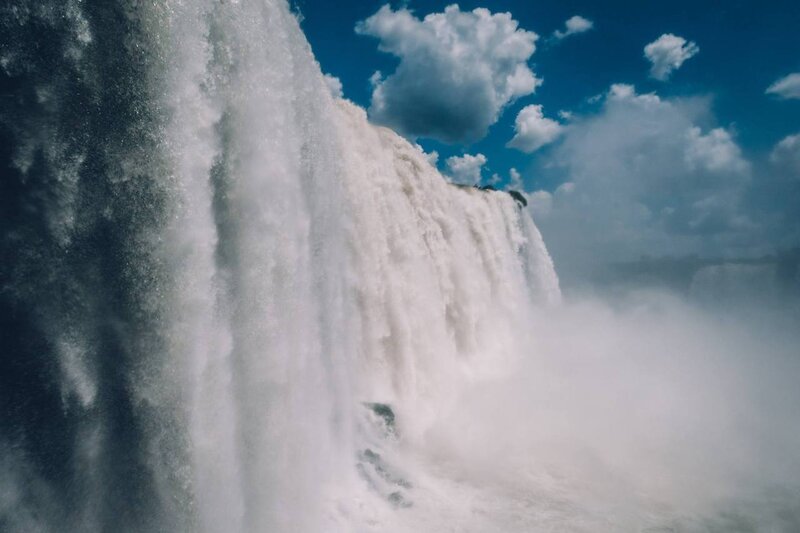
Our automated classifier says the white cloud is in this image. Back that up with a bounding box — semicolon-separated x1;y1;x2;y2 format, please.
644;33;699;81
323;74;343;99
555;181;576;195
527;190;553;217
525;84;753;280
684;127;750;175
356;5;540;143
508;167;523;189
608;83;636;100
553;15;594;40
607;83;661;105
766;73;800;100
528;183;575;220
446;153;487;185
770;133;800;174
507;104;563;153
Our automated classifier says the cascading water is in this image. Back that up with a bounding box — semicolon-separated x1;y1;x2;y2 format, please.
8;1;800;531
0;1;560;531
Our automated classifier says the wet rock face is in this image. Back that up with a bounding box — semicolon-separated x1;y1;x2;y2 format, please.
508;190;528;207
358;403;412;507
473;185;527;207
364;402;396;434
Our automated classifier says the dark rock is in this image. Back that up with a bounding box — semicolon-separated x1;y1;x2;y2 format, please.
388;491;412;508
364;402;395;432
356;447;413;506
508;189;527;207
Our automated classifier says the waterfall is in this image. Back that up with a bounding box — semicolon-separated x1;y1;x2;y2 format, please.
0;1;559;531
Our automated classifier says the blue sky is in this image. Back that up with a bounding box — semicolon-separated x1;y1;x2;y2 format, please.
297;0;800;273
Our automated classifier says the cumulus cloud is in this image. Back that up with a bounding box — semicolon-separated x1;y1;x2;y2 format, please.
507;104;563;153
446;153;487;185
553;15;594;40
526;84;753;281
607;82;660;104
323;74;343;99
356;5;540;143
684;127;749;174
644;34;699;81
770;133;800;174
766;73;800;100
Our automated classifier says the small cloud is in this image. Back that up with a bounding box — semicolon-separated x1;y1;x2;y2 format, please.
323;74;343;99
446;153;487;185
507;105;563;153
770;133;800;174
509;168;523;189
607;83;661;106
558;110;574;121
644;33;699;81
766;73;800;100
356;5;540;143
587;92;605;104
608;83;636;100
553;15;594;40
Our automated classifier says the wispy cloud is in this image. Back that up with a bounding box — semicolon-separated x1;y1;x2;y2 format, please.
553;15;593;40
766;73;800;100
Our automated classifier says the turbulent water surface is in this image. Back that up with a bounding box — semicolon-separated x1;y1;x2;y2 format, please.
2;1;799;532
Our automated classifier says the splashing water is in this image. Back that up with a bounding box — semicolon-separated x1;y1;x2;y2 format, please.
2;1;799;532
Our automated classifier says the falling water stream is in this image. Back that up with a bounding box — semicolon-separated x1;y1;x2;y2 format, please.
0;1;560;530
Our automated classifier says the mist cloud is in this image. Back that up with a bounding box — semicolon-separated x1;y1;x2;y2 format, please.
419;286;800;530
527;84;754;280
